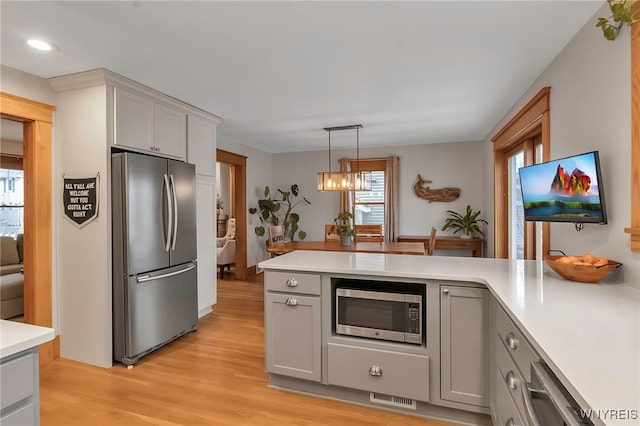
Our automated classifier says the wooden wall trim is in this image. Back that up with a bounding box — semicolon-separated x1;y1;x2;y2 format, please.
491;87;551;259
0;92;55;124
1;92;57;361
624;22;640;252
216;149;248;280
492;87;550;150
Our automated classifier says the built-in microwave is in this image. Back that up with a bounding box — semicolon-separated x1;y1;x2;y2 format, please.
335;284;423;345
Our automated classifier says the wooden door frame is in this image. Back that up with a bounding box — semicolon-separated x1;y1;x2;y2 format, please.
1;92;57;362
491;87;551;259
216;149;247;280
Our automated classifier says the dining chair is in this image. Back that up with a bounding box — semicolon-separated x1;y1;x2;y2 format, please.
325;224;340;242
354;224;383;243
427;226;437;255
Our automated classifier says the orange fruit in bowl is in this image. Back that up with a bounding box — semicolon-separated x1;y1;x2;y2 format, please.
582;253;596;264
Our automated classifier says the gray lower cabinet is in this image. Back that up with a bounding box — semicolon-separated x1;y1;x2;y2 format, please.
264;292;321;382
440;285;490;408
490;297;538;425
0;347;39;425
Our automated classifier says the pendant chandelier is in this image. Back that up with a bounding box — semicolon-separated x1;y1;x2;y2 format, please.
317;124;372;191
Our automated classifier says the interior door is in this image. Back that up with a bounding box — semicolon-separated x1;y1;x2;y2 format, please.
168;159;197;265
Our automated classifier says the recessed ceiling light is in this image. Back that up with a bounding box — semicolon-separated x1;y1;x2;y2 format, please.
27;39;53;51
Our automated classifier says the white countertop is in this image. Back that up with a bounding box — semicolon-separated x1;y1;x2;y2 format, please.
1;320;55;358
259;251;640;425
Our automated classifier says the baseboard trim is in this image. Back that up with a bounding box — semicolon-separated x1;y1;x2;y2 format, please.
246;265;258;278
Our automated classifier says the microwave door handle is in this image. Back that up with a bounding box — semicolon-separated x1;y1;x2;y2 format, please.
522;382;543;426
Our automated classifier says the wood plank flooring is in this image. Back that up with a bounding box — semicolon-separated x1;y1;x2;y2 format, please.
39;274;451;425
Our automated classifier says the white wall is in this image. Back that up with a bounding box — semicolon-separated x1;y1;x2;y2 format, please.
271;140;485;241
0;65;60;330
482;3;639;288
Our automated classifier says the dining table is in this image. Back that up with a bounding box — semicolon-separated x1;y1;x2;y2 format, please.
266;240;425;256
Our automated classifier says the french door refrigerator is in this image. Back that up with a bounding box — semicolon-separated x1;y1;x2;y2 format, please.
112;151;198;366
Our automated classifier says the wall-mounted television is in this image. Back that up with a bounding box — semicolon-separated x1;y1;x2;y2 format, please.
518;151;607;224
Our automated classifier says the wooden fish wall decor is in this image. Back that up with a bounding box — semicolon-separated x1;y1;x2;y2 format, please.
413;174;461;203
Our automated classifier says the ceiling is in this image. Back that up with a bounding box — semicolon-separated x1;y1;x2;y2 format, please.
1;1;604;153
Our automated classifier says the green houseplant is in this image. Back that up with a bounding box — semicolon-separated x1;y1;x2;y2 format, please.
597;0;640;41
441;205;488;238
331;211;355;246
248;184;311;244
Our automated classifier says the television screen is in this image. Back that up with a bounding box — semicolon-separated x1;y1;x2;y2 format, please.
518;151;607;224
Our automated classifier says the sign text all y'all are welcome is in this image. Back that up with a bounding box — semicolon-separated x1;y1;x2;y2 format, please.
65;181;95;218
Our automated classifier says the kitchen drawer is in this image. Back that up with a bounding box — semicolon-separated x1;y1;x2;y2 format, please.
492;300;537;382
493;367;526;426
0;401;36;425
265;271;321;295
495;334;526;420
0;351;35;410
327;343;429;402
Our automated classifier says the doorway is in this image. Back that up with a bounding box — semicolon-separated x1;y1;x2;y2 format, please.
216;149;247;280
0;92;56;361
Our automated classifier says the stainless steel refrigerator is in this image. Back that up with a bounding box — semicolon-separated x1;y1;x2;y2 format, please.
112;151;198;366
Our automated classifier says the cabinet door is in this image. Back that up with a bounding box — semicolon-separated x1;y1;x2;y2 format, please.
440;285;490;407
155;102;187;159
187;114;217;176
114;87;154;151
265;293;321;382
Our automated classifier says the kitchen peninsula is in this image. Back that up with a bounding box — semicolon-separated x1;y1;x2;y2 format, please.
258;251;640;426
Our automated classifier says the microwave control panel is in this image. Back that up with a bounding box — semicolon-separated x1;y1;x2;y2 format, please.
408;303;421;334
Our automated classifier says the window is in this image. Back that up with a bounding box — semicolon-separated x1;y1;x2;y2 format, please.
341;157;399;241
0;167;24;237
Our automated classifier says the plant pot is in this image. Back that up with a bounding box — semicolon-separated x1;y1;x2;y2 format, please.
340;235;353;246
460;233;473;239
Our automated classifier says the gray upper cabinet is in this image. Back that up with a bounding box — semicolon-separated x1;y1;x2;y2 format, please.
440;285;490;408
114;86;186;160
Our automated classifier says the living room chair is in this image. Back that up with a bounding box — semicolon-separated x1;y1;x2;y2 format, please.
427;226;437;255
325;224;340;242
216;218;236;248
216;239;236;279
354;224;383;243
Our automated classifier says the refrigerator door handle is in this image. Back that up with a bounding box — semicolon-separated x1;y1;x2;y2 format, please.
136;263;196;283
170;174;178;251
163;174;173;252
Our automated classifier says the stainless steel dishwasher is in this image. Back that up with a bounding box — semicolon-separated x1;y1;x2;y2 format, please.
522;361;593;426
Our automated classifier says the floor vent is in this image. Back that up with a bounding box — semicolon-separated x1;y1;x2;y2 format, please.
370;393;417;410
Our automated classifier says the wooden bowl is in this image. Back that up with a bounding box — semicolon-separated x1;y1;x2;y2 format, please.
544;256;622;283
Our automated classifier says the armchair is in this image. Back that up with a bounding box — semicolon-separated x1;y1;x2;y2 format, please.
216;218;236;248
216;239;236;279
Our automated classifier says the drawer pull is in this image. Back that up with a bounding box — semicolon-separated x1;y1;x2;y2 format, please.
505;332;519;350
505;418;515;426
505;370;519;390
285;297;298;306
285;278;298;287
368;365;383;377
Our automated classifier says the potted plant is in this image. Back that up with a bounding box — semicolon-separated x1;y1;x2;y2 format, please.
441;205;488;238
331;211;355;246
216;193;226;219
597;0;640;41
248;184;311;245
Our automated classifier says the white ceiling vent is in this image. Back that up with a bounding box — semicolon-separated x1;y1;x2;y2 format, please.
370;393;416;410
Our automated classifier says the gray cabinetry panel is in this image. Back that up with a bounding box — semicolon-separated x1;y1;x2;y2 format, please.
440;285;489;408
265;271;321;295
265;292;321;381
0;401;36;426
0;348;39;425
492;367;526;426
327;342;430;401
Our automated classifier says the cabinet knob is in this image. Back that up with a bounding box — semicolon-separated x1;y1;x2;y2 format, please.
505;418;515;426
285;297;298;306
505;332;519;350
286;278;298;287
505;370;519;390
442;288;449;294
368;365;383;377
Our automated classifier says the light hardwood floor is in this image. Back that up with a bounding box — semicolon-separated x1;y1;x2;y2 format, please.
40;273;451;425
